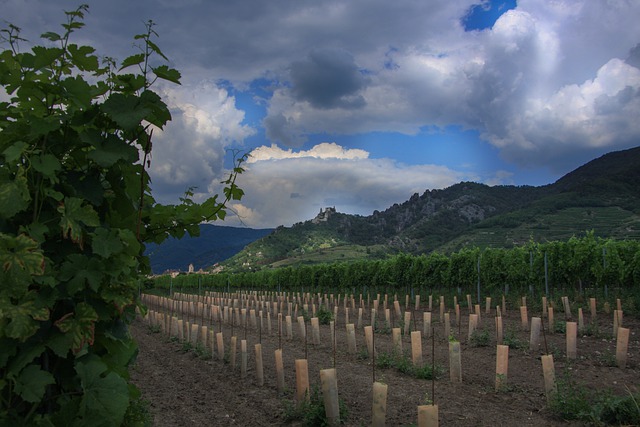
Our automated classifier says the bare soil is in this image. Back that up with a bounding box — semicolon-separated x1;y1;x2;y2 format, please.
130;298;639;426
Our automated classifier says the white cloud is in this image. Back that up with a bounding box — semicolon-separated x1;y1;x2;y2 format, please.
224;143;472;228
149;82;255;202
247;142;368;163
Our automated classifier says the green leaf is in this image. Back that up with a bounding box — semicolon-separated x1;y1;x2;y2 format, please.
139;90;171;127
101;93;151;131
76;358;129;426
46;331;74;358
54;302;98;353
7;342;46;375
41;31;61;42
31;46;64;70
146;39;168;61
91;228;123;258
0;297;49;341
0;233;45;278
58;197;100;248
67;44;98;72
31;154;61;180
58;254;105;295
152;65;181;85
86;134;138;168
0;169;30;219
61;75;94;109
14;365;55;403
118;53;144;71
2;141;28;163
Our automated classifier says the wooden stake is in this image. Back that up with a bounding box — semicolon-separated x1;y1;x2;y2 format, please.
541;354;556;403
449;341;462;383
566;322;577;359
495;315;503;345
240;339;247;378
616;327;630;369
529;317;541;351
255;343;264;386
365;325;375;358
495;345;509;391
320;368;340;426
613;310;623;337
468;314;478;340
411;331;423;366
589;298;597;320
548;306;554;333
346;323;357;354
417;405;439;427
520;305;528;331
216;332;224;361
275;349;285;393
295;359;310;404
578;308;584;333
423;312;432;338
230;335;237;368
297;315;306;343
392;327;403;354
371;382;388;427
403;311;411;336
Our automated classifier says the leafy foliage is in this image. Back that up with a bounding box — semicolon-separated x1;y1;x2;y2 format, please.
0;6;244;424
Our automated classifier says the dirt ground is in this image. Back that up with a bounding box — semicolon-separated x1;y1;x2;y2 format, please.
129;295;639;426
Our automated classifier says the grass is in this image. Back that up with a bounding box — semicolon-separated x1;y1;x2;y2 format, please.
469;329;490;347
281;384;348;426
502;328;526;350
549;372;640;425
375;350;443;380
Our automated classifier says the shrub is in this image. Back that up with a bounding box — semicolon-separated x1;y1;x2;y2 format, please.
0;6;244;425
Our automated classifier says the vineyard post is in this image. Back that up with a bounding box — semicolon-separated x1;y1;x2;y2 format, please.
371;381;388;427
616;327;630;368
530;317;541;351
566;321;577;359
477;256;481;304
544;252;549;297
320;368;340;426
541;354;556;403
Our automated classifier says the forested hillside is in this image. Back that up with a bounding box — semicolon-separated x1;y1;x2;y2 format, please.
220;146;640;272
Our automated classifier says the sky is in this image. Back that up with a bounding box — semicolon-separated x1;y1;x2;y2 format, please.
3;0;640;229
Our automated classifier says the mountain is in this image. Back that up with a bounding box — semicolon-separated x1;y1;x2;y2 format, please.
145;224;273;274
221;146;640;272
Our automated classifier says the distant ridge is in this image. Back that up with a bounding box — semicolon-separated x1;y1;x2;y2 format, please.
220;145;640;272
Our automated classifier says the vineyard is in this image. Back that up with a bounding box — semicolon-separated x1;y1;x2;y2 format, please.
151;234;640;313
132;288;639;426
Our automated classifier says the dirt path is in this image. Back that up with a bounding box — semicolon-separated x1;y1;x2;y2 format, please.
129;301;639;426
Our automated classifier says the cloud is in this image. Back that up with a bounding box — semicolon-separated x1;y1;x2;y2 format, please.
149;82;255;202
290;48;368;109
247;142;368;163
224;143;472;228
258;0;640;173
4;0;640;220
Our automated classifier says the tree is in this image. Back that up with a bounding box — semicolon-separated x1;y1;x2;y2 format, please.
0;6;245;425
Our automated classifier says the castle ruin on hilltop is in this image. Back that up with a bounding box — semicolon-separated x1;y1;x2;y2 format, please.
311;206;336;224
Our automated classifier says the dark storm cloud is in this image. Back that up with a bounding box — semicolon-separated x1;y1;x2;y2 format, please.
290;48;367;109
627;43;640;69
